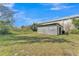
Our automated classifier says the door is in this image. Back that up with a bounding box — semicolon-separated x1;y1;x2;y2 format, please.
59;26;62;35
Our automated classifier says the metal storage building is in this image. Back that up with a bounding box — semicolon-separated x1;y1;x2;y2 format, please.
37;23;63;35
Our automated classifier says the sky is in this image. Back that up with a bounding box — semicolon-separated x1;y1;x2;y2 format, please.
3;3;79;27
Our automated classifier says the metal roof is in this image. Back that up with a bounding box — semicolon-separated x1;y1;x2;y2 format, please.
37;23;62;27
38;15;79;25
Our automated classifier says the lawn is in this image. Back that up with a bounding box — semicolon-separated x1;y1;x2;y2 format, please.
0;32;79;56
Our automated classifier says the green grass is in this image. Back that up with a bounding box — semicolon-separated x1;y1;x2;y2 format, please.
0;32;79;56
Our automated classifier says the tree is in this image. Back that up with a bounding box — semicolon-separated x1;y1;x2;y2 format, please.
72;18;79;29
0;4;14;34
31;23;37;32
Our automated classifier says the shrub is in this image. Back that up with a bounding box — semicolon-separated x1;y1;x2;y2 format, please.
70;29;79;34
31;23;37;32
0;28;11;35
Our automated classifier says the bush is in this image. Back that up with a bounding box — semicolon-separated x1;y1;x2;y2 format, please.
70;29;79;34
0;28;10;34
31;23;37;32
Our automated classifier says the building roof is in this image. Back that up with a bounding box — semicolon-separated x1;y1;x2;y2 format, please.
37;23;62;27
38;15;79;26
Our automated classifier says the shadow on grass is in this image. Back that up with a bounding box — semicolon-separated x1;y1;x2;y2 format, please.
13;36;72;44
0;35;74;46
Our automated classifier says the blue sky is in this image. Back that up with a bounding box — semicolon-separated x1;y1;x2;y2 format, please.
4;3;79;27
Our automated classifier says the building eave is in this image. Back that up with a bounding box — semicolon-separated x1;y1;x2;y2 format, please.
38;14;79;26
37;23;62;27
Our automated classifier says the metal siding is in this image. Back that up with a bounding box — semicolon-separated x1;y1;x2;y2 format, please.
37;25;58;35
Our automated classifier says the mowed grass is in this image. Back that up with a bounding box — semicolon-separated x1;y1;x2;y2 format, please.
0;32;79;56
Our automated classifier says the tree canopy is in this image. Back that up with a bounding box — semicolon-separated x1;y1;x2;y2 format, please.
72;18;79;29
0;4;14;34
31;23;37;31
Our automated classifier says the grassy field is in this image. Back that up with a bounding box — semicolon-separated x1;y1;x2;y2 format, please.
0;32;79;56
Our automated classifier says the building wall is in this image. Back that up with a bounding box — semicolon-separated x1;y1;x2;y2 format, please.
50;18;76;32
37;25;58;35
63;19;75;32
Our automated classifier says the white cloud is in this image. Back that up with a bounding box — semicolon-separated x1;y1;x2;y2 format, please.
13;11;26;21
41;3;74;11
50;7;61;10
2;3;18;12
13;11;46;26
3;3;15;8
50;3;74;10
50;5;73;10
14;11;33;25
